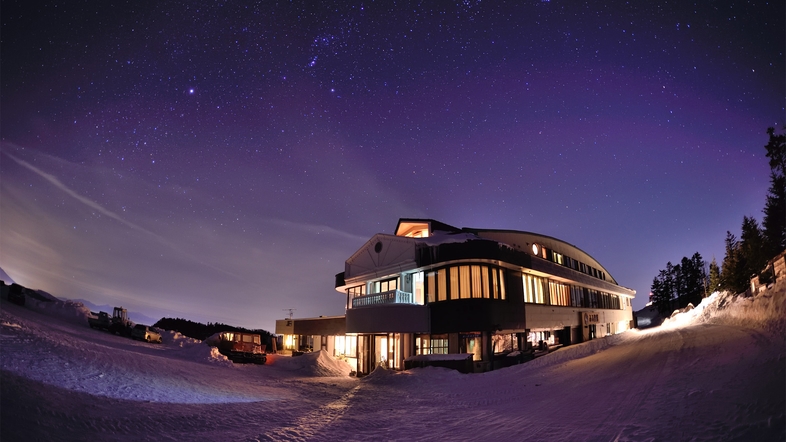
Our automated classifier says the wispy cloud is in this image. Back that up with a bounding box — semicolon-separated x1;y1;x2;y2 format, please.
4;151;157;236
2;149;245;281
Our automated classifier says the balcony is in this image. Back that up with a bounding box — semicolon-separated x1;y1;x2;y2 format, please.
351;289;416;309
347;290;429;333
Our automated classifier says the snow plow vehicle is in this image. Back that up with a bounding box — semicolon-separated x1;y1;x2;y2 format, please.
88;307;133;336
87;311;112;329
217;332;267;364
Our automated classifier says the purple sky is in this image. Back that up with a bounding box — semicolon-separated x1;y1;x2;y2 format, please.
1;1;783;331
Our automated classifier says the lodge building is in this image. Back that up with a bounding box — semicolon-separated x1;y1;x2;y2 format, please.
276;218;635;375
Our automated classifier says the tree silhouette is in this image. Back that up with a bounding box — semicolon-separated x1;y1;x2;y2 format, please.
763;126;786;258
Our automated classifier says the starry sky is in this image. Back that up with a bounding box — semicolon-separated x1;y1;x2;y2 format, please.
1;1;783;331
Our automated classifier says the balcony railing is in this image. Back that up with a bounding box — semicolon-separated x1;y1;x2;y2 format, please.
351;289;416;308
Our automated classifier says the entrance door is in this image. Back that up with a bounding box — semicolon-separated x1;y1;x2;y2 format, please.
588;324;596;340
460;335;482;361
374;335;388;368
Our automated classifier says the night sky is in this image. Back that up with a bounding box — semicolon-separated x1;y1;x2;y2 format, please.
1;1;783;331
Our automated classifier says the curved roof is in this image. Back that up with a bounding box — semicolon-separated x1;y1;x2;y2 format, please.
393;218;623;287
466;228;620;286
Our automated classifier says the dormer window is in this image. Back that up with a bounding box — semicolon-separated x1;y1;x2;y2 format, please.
396;221;430;238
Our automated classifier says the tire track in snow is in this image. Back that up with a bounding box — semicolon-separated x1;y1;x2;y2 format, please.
255;384;362;441
558;328;687;441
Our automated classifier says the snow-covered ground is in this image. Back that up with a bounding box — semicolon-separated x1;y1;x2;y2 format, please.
2;282;784;441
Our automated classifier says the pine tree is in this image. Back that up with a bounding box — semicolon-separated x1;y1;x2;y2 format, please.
684;252;706;306
740;216;766;279
651;262;676;315
707;258;721;296
651;253;706;315
720;231;748;294
762;126;786;258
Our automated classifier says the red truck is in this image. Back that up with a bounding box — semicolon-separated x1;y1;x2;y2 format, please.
217;331;267;364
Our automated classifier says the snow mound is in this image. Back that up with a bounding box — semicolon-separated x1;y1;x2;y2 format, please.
25;297;92;325
362;364;395;383
161;329;203;347
268;350;351;377
153;330;233;366
203;332;221;347
171;343;234;367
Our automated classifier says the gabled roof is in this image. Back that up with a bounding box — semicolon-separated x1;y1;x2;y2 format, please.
343;233;418;283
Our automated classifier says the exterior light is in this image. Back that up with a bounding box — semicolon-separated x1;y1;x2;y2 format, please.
532;243;540;256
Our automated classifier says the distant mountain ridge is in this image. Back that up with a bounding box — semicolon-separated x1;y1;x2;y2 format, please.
0;266;15;284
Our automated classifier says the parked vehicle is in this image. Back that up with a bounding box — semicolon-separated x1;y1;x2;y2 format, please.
87;306;133;336
131;324;163;343
88;311;112;329
217;332;267;364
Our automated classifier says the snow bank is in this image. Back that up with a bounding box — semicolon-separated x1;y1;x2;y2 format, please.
24;297;92;325
661;278;786;333
267;350;352;377
512;332;634;372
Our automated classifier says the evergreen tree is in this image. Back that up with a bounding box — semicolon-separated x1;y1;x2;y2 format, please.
707;258;721;296
720;231;748;294
651;252;707;315
740;216;766;278
762;126;786;257
684;252;706;306
651;262;676;316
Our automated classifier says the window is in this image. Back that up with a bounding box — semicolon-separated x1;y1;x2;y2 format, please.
549;281;569;306
412;272;424;304
425;265;506;302
449;267;460;300
427;271;435;303
334;335;357;358
438;269;447;301
347;284;365;298
370;277;398;294
570;285;582;307
480;266;490;299
471;266;483;298
459;266;471;299
523;274;546;304
498;268;506;300
430;335;448;354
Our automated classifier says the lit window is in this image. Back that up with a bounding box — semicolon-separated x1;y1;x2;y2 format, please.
459;266;471;299
449;267;459;300
523;274;545;304
480;266;490;298
499;269;506;300
438;269;447;301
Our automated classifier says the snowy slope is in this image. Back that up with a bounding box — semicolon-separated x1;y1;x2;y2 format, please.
2;281;784;441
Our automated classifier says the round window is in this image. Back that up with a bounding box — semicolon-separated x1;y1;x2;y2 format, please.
531;243;540;256
374;241;383;253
